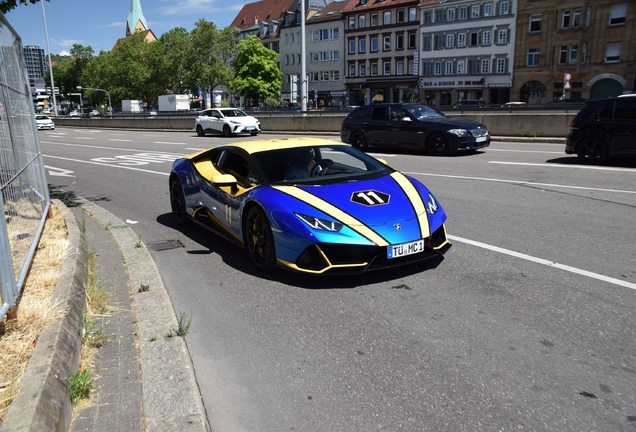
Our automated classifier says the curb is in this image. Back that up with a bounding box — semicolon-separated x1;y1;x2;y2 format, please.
1;200;87;432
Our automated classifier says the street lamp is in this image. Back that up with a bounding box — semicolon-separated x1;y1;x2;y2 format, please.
76;86;112;116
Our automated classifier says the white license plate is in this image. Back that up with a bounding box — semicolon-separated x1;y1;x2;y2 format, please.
387;239;425;259
475;136;487;142
245;126;254;131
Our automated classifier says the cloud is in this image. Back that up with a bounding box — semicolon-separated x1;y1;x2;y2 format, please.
53;39;85;48
156;0;222;15
98;21;127;29
58;51;70;56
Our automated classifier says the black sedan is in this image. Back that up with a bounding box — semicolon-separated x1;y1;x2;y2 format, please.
340;103;490;155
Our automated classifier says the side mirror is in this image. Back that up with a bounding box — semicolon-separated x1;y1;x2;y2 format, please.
401;117;412;122
210;174;237;185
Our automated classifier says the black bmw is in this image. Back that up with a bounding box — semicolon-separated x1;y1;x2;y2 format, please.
340;103;490;155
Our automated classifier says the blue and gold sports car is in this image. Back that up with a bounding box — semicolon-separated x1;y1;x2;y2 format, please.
169;138;451;274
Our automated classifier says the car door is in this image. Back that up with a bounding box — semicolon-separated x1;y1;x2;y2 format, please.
209;109;224;133
385;106;419;148
365;106;389;146
609;98;636;156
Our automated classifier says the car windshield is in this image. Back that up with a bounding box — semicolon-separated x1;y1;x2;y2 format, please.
221;109;248;118
405;105;446;120
35;116;49;120
252;145;393;185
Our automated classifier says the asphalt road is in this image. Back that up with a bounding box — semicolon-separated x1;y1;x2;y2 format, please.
40;128;636;431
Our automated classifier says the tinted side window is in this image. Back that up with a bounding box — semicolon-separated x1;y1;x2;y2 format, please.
614;99;636;120
350;106;372;120
371;107;388;120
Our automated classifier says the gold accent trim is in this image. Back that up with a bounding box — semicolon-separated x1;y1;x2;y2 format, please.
390;172;431;238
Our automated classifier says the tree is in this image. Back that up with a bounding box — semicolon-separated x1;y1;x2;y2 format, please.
0;0;47;14
156;27;193;94
230;35;282;106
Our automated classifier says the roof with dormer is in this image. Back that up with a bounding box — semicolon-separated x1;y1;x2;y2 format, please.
306;0;347;23
231;0;297;30
342;0;418;14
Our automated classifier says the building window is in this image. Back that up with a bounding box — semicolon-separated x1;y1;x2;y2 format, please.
359;38;366;53
605;42;622;62
446;34;454;48
470;32;478;46
310;52;318;62
408;33;416;49
530;15;542;32
558;45;567;64
447;8;455;21
291;55;295;64
457;33;466;47
371;37;378;52
384;11;391;25
408;59;414;74
527;48;540;66
285;34;289;45
397;60;404;75
435;34;444;49
482;31;491;45
484;3;492;17
582;43;587;64
359;63;366;77
445;61;453;75
435;9;444;23
609;3;627;25
397;9;404;23
348;16;355;29
297;54;300;63
471;5;480;18
384;36;391;51
481;59;489;74
349;64;355;77
371;13;378;26
457;61;464;74
330;51;339;60
562;9;571;29
422;35;432;51
310;72;318;82
434;61;442;75
349;39;355;54
285;55;289;65
310;30;318;42
331;70;339;81
423;11;433;24
499;1;509;15
459;7;467;20
497;29;507;44
409;7;417;22
585;7;591;27
332;28;339;39
384;61;391;75
396;34;404;50
371;62;378;76
569;45;578;64
359;15;366;28
572;8;581;27
496;58;506;73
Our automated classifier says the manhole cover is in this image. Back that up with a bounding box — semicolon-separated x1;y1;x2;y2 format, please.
147;239;185;251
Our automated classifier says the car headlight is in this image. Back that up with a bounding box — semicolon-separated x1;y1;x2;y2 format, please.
295;213;343;232
426;193;439;215
448;129;469;137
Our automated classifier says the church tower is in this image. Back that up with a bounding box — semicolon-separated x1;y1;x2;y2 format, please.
126;0;150;36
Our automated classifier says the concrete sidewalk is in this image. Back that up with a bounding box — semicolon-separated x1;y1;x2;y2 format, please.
0;198;209;432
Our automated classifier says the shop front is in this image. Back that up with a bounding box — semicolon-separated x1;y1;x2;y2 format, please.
345;79;418;106
417;76;511;107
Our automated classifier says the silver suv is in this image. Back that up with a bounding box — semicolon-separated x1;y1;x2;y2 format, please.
195;108;261;137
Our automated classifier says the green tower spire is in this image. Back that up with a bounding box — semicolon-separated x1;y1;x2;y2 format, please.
126;0;149;36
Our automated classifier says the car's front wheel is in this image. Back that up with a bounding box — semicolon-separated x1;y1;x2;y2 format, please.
196;125;205;137
350;132;368;151
577;138;608;164
245;206;276;272
223;125;232;137
426;133;450;156
170;179;189;226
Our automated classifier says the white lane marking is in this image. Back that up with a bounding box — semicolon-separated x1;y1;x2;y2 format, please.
407;172;636;195
76;137;93;140
449;235;636;291
369;153;395;157
487;149;563;154
40;141;184;156
489;161;636;172
43;155;169;175
153;141;186;145
108;138;132;142
186;148;208;151
45;166;75;177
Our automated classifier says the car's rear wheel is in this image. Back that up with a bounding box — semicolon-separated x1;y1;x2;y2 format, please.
223;125;232;137
196;125;205;137
350;132;368;151
426;133;450;156
577;138;608;164
245;206;276;272
170;179;189;226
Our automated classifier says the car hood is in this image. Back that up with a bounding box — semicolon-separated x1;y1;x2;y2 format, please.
225;116;259;125
271;174;446;245
418;117;487;130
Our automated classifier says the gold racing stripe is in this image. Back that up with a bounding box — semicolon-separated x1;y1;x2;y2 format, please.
389;172;431;238
272;186;389;247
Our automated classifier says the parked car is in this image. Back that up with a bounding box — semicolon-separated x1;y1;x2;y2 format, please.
195;108;261;137
340;103;490;155
169;137;451;274
545;98;588;106
565;97;636;164
452;100;487;109
35;115;55;130
68;110;80;117
502;102;528;108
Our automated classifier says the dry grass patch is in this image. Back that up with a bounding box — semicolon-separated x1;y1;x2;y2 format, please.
0;204;68;422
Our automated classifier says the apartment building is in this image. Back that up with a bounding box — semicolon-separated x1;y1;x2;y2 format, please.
418;0;517;107
342;0;420;106
513;1;636;103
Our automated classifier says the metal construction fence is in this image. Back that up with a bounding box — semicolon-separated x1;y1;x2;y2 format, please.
0;14;51;320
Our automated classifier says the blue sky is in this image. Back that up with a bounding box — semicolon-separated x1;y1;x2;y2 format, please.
5;0;251;55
